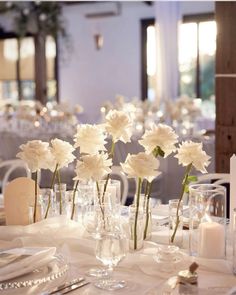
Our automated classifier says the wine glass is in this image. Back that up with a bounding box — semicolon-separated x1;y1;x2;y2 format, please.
82;203;114;278
94;226;128;291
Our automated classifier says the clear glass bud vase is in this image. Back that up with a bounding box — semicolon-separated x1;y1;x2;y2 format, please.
128;204;144;251
169;199;183;248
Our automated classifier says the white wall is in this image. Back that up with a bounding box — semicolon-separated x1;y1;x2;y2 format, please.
59;2;154;123
56;1;213;123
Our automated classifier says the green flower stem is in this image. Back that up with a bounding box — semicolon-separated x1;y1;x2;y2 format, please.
56;169;63;215
33;170;38;223
102;174;110;204
170;163;192;243
102;140;115;203
144;181;153;240
71;180;79;220
134;177;142;250
44;164;58;219
96;181;105;228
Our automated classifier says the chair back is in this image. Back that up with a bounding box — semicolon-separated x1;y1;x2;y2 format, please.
110;166;129;205
4;177;39;225
194;173;229;184
0;159;31;194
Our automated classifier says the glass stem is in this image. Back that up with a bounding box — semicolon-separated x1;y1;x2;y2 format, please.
107;265;113;278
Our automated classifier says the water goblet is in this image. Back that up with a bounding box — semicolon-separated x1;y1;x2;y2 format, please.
94;226;128;291
82;203;114;278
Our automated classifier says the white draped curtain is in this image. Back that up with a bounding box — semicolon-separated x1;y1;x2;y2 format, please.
155;2;181;104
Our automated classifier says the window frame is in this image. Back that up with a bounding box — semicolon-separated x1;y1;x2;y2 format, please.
141;13;215;101
182;12;215;98
141;18;155;101
0;30;59;102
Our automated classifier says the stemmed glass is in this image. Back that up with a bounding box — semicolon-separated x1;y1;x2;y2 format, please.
82;203;113;277
94;225;128;291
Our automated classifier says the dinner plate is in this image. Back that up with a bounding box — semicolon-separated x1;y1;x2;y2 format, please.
0;254;68;291
0;247;57;281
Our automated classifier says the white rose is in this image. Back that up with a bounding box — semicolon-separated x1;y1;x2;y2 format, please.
74;152;112;182
105;110;133;143
16;140;50;172
121;152;161;183
50;138;75;169
139;124;178;157
74;124;107;155
175;141;211;173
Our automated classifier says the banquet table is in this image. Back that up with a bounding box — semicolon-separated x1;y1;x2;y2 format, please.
0;210;236;295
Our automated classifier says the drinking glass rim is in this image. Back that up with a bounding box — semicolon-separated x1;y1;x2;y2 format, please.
189;183;226;193
169;199;183;204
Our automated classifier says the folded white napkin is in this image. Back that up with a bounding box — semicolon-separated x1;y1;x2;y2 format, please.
0;246;56;282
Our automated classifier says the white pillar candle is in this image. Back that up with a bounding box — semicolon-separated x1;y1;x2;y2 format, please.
198;222;225;259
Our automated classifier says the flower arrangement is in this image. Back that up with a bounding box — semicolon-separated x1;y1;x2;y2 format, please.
138;124;178;239
16;107;211;247
73;110;132;208
47;138;75;216
170;141;210;243
121;152;161;249
16;140;52;222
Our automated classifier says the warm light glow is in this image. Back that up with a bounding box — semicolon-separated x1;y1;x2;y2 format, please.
147;25;156;76
179;23;197;66
199;21;216;56
100;107;106;113
46;36;56;59
3;38;35;61
20;38;35;58
3;39;18;61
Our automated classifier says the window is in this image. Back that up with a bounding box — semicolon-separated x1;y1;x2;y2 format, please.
141;13;216;103
180;13;216;100
141;19;156;101
0;33;57;102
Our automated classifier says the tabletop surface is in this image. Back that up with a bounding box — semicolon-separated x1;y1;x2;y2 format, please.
0;210;235;295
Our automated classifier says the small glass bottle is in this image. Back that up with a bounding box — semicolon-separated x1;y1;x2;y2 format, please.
233;208;236;275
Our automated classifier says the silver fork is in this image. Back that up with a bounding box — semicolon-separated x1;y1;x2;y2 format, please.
42;277;85;295
53;281;90;295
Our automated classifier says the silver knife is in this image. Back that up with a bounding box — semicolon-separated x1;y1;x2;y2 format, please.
55;281;90;295
46;277;85;294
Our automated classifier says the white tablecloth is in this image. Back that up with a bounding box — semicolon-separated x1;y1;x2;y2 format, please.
0;215;235;295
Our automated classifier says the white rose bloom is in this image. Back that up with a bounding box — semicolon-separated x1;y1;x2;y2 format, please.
121;152;161;183
17;140;50;172
105;110;133;143
175;141;211;173
50;138;75;169
74;153;112;182
74;124;107;155
139;124;178;157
